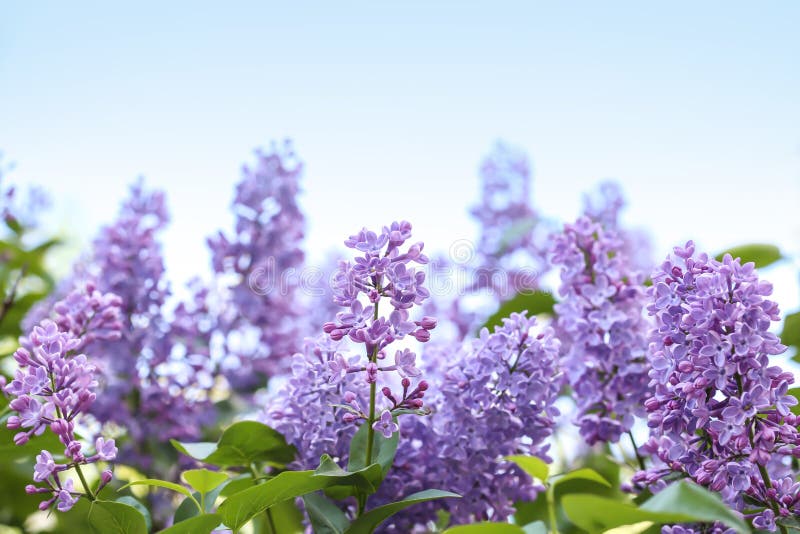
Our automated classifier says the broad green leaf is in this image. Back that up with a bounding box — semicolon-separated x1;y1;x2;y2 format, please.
781;311;800;361
716;244;782;268
315;454;384;493
115;497;151;532
87;500;148;534
174;482;230;523
157;514;221;534
304;492;350;534
444;523;526;533
346;489;460;534
170;440;217;460
482;291;556;332
506;455;549;482
269;499;305;534
217;470;330;531
522;521;547;534
347;419;399;477
119;479;200;511
562;482;749;534
182;469;228;495
552;468;610;490
172;421;295;467
641;481;749;533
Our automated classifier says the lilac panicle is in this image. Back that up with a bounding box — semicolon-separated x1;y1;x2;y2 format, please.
208;140;306;387
551;216;651;445
76;181;215;468
376;313;562;529
633;241;799;530
5;286;122;511
322;221;435;426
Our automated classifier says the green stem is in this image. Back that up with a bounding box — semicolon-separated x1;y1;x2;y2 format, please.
546;486;559;534
358;295;381;516
74;463;95;501
627;431;646;471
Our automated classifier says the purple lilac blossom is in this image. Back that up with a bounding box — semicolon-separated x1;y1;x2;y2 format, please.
262;335;368;469
633;241;800;531
5;287;122;511
208;141;306;387
321;221;435;423
551;216;651;445
78;181;215;468
376;313;562;530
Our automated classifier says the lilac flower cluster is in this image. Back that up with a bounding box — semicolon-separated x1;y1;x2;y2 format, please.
322;221;435;431
208;141;306;387
5;285;122;511
79;182;215;466
551;216;651;445
262;335;368;468
377;313;562;529
633;242;800;531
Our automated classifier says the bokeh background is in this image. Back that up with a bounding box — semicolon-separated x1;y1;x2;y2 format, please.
1;1;798;306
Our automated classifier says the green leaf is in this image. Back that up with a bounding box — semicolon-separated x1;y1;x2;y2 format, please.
87;500;148;534
641;481;749;533
482;291;556;332
170;440;217;461
115;497;152;532
716;244;782;268
552;468;610;490
269;499;305;534
506;455;549;482
788;387;800;416
172;421;295;468
345;489;460;534
315;454;384;493
304;492;350;534
562;482;749;534
443;523;526;533
781;311;800;361
217;470;331;531
182;469;228;495
157;514;221;534
347;419;399;477
119;479;200;511
522;521;548;534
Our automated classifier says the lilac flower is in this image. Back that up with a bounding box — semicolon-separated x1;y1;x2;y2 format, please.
208;141;307;386
551;216;651;445
5;304;120;511
633;242;800;530
373;410;399;439
376;313;562;529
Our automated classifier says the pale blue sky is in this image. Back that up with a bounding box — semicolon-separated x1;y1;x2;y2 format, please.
1;1;799;309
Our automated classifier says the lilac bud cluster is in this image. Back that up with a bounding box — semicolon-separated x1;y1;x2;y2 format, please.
5;284;122;511
376;313;562;529
633;242;800;530
551;216;651;445
208;141;306;386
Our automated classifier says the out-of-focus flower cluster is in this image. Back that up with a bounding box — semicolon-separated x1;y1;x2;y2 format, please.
5;283;122;511
208;141;307;387
634;242;799;530
551;216;651;445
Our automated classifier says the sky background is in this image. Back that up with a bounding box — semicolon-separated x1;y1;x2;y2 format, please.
1;1;799;310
